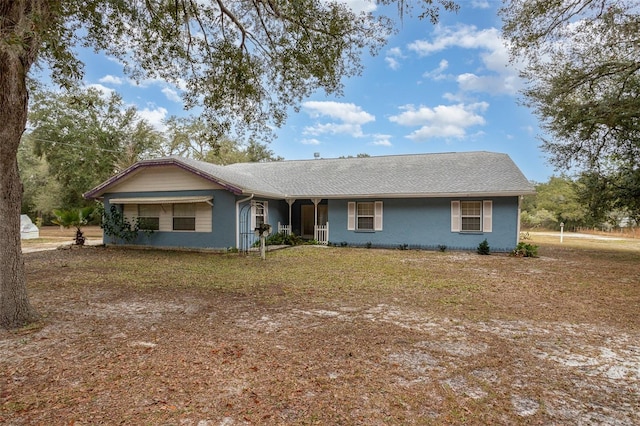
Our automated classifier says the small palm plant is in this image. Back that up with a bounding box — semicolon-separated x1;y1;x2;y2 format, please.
52;206;95;246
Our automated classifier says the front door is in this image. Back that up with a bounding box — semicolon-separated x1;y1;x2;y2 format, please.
301;204;327;239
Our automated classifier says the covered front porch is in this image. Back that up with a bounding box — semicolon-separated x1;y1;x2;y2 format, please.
277;198;329;244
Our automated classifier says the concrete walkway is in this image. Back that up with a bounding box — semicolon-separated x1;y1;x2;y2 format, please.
21;238;104;254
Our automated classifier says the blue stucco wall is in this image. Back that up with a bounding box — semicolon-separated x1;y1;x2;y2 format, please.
103;189;237;250
101;191;520;252
327;197;520;252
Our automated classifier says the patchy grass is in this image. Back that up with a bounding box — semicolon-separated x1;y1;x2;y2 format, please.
2;234;639;425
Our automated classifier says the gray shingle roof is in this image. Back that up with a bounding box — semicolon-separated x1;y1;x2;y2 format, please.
224;151;535;197
85;151;535;199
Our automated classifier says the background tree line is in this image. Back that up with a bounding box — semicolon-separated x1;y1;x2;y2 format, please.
521;175;637;233
18;84;282;224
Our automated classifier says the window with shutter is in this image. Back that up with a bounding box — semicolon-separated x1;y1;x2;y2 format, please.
348;201;383;231
251;201;268;230
452;200;492;233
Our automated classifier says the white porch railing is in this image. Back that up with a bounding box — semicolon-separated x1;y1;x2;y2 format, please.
314;222;329;245
278;222;291;236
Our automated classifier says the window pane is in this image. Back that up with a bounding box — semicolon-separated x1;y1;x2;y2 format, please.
358;217;374;230
173;203;195;231
173;217;195;231
357;202;374;216
174;203;196;217
461;201;481;216
139;217;159;231
461;217;481;231
139;204;160;216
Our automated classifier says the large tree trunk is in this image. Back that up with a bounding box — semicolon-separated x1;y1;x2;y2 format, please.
0;1;40;328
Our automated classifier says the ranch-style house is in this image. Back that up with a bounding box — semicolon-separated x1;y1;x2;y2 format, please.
84;151;535;251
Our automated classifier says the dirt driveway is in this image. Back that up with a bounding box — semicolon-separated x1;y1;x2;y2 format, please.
3;231;640;424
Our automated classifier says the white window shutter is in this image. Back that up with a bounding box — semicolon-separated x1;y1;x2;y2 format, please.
250;202;256;229
451;201;460;232
263;201;269;224
347;202;356;230
483;200;493;233
374;201;383;231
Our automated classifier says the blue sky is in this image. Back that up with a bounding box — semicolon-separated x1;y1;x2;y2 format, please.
76;0;553;183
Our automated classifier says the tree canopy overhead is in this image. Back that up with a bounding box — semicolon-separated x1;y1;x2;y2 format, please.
37;0;457;141
501;0;640;220
1;0;459;328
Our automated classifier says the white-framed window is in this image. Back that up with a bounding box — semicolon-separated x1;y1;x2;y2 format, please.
138;204;160;231
173;203;196;231
461;201;482;231
250;201;268;229
357;202;374;230
451;200;492;233
348;201;383;231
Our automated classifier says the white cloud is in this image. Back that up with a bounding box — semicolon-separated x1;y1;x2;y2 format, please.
303;101;374;124
337;0;377;13
161;87;182;103
99;75;124;85
387;47;403;57
370;134;393;147
471;0;491;9
302;101;375;138
423;59;449;80
409;25;504;56
138;106;168;131
408;124;466;139
385;47;405;70
389;102;489;141
442;92;463;102
456;73;520;95
301;138;321;145
86;84;116;98
385;56;401;70
407;25;522;95
304;123;366;138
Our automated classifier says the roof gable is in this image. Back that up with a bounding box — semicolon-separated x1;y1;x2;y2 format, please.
107;165;225;193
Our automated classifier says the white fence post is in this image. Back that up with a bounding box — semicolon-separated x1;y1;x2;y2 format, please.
314;222;329;245
278;221;291;236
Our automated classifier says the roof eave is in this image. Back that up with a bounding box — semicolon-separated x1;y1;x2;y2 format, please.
285;190;536;199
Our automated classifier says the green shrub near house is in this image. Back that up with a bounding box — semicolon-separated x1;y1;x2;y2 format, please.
511;242;539;257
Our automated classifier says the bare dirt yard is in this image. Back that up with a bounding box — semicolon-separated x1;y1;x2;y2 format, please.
3;230;640;425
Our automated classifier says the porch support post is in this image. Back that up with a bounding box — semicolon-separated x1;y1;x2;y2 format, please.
286;198;296;228
311;198;321;239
